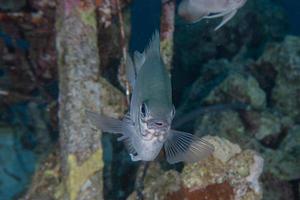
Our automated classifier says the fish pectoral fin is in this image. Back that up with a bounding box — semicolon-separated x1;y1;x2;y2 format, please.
214;9;237;31
86;110;140;160
164;130;214;164
86;110;124;133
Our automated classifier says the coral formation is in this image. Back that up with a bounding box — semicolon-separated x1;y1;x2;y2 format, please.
128;136;264;200
258;36;300;121
191;35;300;199
203;69;266;109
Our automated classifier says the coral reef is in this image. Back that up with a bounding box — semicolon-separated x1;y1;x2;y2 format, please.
190;35;300;200
128;136;264;200
263;125;300;181
257;36;300;122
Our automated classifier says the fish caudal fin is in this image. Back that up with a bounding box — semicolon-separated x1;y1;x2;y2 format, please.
86;110;124;134
164;130;214;164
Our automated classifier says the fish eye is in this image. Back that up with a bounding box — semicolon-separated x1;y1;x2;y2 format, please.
140;103;147;118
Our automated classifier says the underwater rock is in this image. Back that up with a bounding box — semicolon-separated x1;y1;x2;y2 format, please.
127;163;181;200
195;110;250;146
240;110;292;142
20;148;61;200
256;36;300;122
261;174;294;200
248;111;281;140
128;136;263;200
180;59;266;111
263;125;300;181
98;77;127;118
203;69;266;110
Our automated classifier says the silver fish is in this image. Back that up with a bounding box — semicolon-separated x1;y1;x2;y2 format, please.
86;31;214;164
178;0;247;30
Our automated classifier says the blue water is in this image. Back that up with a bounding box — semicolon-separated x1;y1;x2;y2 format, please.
281;0;300;35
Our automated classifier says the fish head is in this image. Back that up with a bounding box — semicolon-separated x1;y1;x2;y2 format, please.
137;100;175;143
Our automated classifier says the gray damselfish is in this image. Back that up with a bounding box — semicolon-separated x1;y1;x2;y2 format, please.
86;31;214;164
178;0;247;30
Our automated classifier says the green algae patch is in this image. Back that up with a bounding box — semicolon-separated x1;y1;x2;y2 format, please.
78;8;97;30
160;39;173;70
66;149;103;200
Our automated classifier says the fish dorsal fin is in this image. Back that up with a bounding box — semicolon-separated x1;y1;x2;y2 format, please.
144;30;160;59
125;31;160;87
164;130;214;164
125;51;145;87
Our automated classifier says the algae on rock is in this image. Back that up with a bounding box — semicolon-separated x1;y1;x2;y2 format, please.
56;0;104;199
257;36;300;122
128;136;264;200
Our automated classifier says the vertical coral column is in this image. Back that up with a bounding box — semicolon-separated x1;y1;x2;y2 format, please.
161;0;176;70
56;0;103;199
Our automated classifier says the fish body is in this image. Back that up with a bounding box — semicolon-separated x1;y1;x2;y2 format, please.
178;0;247;30
86;31;214;163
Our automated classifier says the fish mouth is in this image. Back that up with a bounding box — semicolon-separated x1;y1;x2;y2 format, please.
141;127;169;142
139;118;170;142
